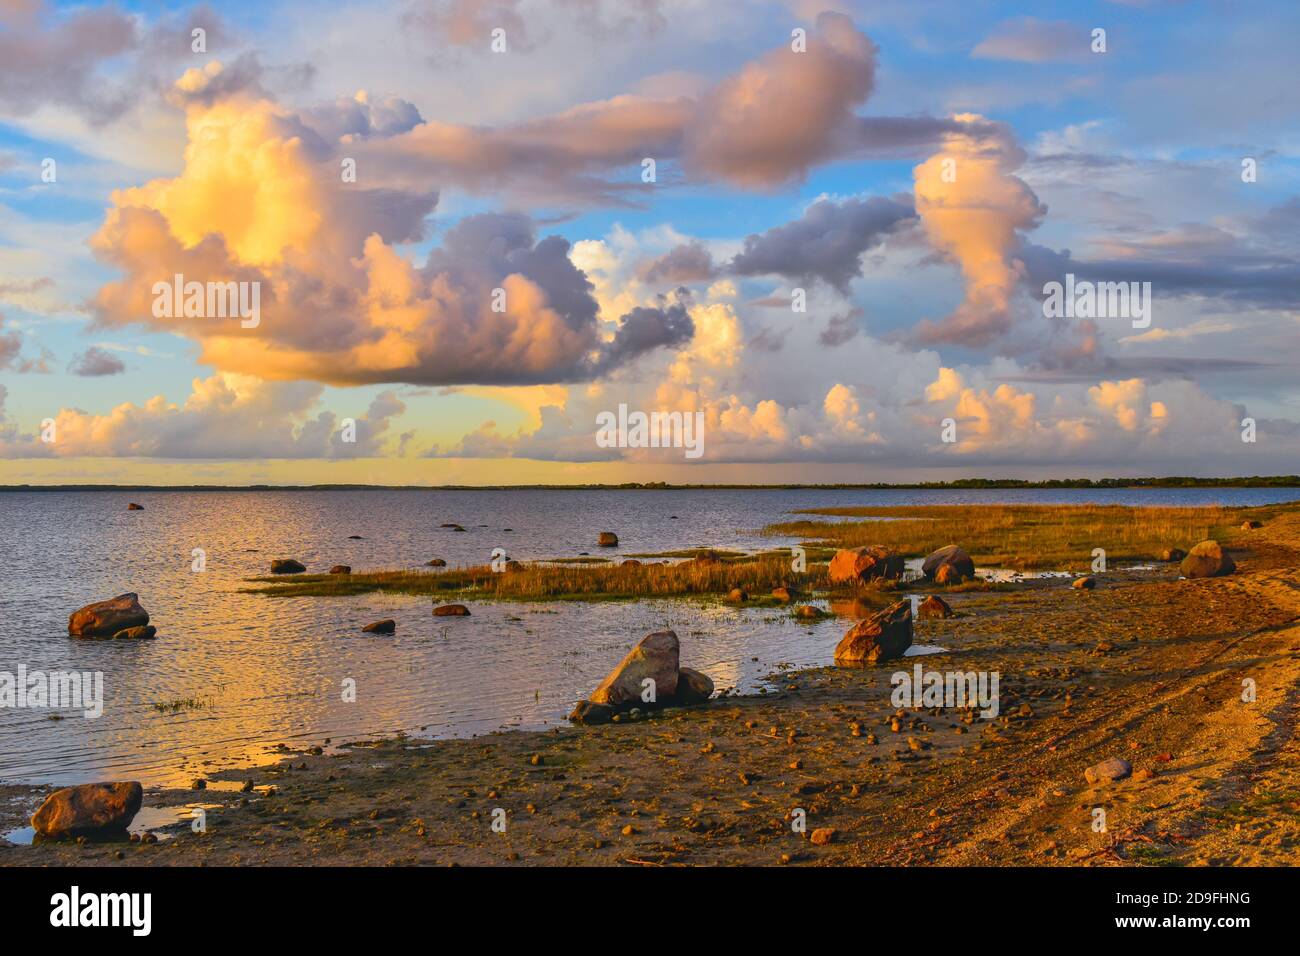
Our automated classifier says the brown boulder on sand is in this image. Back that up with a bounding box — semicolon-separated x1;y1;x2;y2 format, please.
433;604;471;616
570;631;715;724
68;593;149;638
834;599;912;665
919;595;953;619
921;544;975;583
567;700;614;725
1181;540;1236;579
676;666;715;705
828;546;903;584
31;782;142;838
590;630;680;708
271;559;306;574
598;532;619;547
329;565;351;575
362;619;396;634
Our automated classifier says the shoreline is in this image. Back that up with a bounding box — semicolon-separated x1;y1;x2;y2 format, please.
1;479;1300;492
4;509;1300;866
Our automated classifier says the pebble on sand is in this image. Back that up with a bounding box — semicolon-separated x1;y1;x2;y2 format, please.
1084;757;1132;784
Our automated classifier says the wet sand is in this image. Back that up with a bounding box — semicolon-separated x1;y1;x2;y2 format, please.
4;509;1300;867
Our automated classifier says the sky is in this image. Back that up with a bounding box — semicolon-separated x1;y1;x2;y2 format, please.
0;0;1297;485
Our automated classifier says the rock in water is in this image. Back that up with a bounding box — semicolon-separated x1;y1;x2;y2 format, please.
433;604;470;616
834;599;912;665
68;593;149;638
362;619;396;634
1160;547;1187;562
426;558;447;567
919;595;953;619
1180;540;1235;578
598;532;619;547
921;545;975;582
1072;576;1096;590
568;700;614;726
771;586;798;603
329;565;352;575
727;588;747;602
126;503;144;511
1084;758;1132;784
676;666;715;705
828;546;903;584
795;605;826;619
271;559;306;574
590;630;680;709
31;782;142;838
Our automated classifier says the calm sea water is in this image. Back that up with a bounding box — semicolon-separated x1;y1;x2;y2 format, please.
1;487;1296;786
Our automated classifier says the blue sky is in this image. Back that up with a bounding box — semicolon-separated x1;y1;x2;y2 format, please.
1;0;1297;483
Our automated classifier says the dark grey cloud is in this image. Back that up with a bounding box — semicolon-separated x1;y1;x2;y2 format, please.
68;346;126;377
729;195;916;292
594;294;694;373
638;241;716;285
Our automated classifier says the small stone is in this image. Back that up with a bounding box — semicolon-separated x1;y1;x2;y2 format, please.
1084;757;1132;784
810;827;835;846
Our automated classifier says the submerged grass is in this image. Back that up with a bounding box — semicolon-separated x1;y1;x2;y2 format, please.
765;503;1257;570
243;553;828;601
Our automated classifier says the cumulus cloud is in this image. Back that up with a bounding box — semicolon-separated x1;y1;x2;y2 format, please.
912;114;1046;347
0;373;409;458
86;71;700;387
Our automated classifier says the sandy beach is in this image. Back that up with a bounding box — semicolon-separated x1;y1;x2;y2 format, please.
4;503;1298;867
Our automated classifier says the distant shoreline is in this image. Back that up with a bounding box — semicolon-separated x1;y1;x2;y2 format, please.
1;477;1299;492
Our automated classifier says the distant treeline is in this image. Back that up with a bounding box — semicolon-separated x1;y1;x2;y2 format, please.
1;477;1299;491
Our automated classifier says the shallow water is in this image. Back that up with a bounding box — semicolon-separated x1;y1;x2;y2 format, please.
1;486;1294;786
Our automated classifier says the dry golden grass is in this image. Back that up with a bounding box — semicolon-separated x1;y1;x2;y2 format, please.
766;503;1252;570
243;553;827;601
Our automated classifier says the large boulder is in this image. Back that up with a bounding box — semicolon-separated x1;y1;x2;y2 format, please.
1181;540;1235;579
271;559;306;574
590;630;680;709
362;619;395;634
68;593;149;638
834;599;912;665
921;545;975;583
31;782;142;838
675;667;715;705
828;546;903;584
